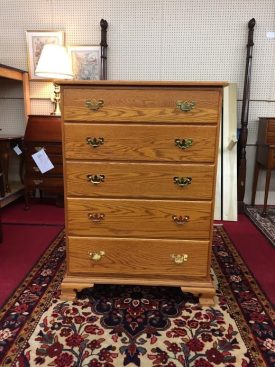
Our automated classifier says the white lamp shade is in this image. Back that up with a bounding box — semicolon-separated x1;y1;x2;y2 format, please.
35;44;73;79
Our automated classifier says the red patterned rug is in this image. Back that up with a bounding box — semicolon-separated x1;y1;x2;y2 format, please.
0;227;274;367
245;205;275;248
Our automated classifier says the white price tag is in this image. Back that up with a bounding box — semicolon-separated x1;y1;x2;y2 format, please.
32;148;54;174
13;144;22;155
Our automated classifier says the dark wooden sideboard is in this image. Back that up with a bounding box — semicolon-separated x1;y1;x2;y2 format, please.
24;115;64;208
0;64;30;243
0;135;24;197
252;117;275;216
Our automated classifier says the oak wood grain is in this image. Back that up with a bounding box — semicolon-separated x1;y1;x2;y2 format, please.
63;88;221;123
66;161;215;200
67;236;209;278
64;123;217;162
67;198;212;239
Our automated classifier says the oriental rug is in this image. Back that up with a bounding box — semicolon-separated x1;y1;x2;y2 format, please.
245;205;275;248
0;227;274;367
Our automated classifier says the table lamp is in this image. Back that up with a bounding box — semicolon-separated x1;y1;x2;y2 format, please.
35;44;73;115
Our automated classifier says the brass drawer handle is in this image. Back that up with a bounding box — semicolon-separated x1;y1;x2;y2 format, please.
33;166;40;172
176;100;196;112
87;174;105;185
86;137;104;148
88;213;105;222
88;250;105;261
33;179;43;185
85;99;104;111
175;138;193;149
34;146;46;152
172;215;190;225
174;176;192;187
171;253;188;264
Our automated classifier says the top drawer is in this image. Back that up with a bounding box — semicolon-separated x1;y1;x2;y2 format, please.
258;118;275;145
266;119;275;144
63;88;222;124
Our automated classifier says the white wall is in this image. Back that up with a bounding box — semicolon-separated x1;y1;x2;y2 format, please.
1;0;275;205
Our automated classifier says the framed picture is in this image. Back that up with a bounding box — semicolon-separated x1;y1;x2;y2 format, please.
26;30;64;80
68;45;101;80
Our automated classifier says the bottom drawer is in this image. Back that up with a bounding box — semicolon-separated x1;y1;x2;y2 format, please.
67;236;210;279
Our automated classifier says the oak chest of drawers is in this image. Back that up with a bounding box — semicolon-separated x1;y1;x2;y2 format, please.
59;81;225;306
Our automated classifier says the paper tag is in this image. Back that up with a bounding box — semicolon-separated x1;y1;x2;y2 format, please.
32;149;54;174
13;144;22;155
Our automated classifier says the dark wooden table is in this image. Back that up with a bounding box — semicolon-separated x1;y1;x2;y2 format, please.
0;135;24;243
252;117;275;216
0;135;24;196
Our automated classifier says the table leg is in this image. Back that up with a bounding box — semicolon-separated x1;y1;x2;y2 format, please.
0;216;2;243
0;172;5;197
262;168;272;216
251;161;260;205
0;141;11;193
17;140;24;184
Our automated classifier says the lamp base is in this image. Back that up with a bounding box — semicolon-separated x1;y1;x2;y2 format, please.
51;83;61;116
50;109;61;116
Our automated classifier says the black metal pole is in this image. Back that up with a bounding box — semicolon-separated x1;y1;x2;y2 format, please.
100;19;108;80
237;18;256;212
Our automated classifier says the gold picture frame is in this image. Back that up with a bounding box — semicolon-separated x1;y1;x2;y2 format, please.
67;45;101;80
26;30;64;80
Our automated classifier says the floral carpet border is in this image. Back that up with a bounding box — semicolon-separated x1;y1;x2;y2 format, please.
0;230;66;366
212;225;275;367
0;227;274;366
245;205;275;248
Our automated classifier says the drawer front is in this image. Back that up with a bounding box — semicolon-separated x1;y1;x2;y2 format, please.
68;236;209;278
26;154;63;168
64;123;217;162
267;120;275;144
67;198;212;239
66;162;215;200
63;88;221;124
25;176;63;188
25;162;63;176
25;144;62;155
269;148;275;168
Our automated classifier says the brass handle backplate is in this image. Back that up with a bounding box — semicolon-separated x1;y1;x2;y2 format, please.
88;213;105;223
86;137;104;148
85;99;104;111
176;100;196;112
33;179;43;185
172;215;190;225
171;254;188;264
175;138;193;150
174;176;192;187
88;250;105;261
87;174;105;185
